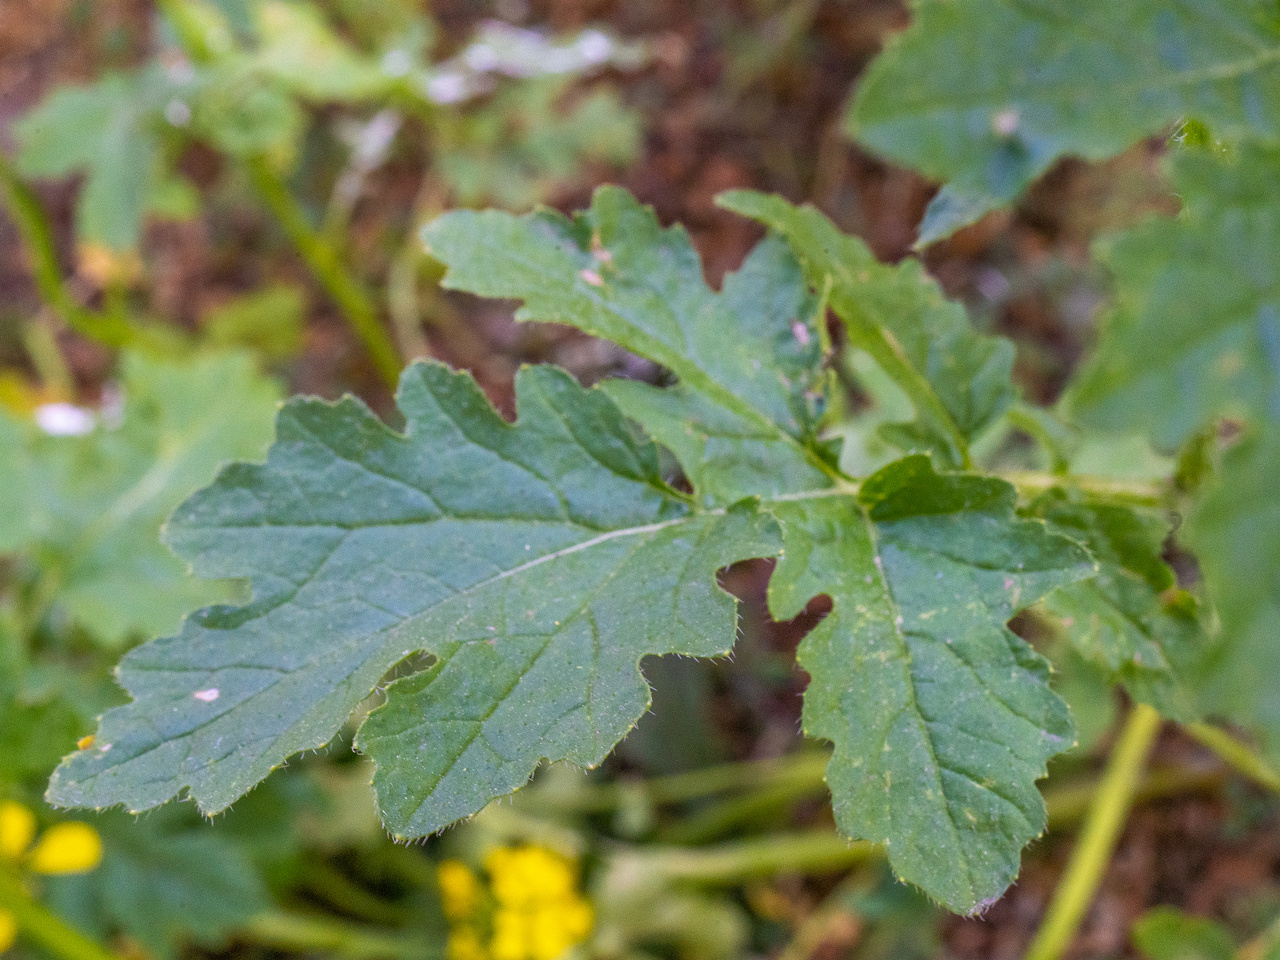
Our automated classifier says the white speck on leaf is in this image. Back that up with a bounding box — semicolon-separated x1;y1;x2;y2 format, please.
194;688;220;702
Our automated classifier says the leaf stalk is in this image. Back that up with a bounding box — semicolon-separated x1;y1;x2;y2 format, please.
1022;703;1163;960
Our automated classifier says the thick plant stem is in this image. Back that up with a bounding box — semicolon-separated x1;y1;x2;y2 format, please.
0;156;134;348
0;870;126;960
1184;721;1280;795
1023;704;1163;960
244;157;402;387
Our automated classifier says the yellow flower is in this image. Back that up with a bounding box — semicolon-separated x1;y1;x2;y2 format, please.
0;909;15;954
28;824;103;875
438;860;482;921
0;804;35;861
481;846;592;960
486;847;576;908
0;803;102;875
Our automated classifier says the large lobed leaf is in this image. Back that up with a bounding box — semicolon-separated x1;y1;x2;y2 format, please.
849;0;1280;241
58;188;1094;913
48;360;778;830
768;459;1089;912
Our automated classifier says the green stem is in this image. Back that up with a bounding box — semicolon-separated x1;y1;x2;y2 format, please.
0;155;134;348
241;912;428;959
1043;764;1222;832
655;775;825;845
1023;703;1164;960
0;870;127;960
603;758;1216;888
1184;722;1280;795
1004;470;1167;508
243;157;401;387
298;859;411;926
621;830;877;885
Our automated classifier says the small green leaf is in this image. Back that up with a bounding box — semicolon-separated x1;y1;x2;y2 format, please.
1132;906;1236;960
848;0;1280;240
202;284;307;360
1027;490;1201;721
769;456;1092;912
718;191;1015;467
47;361;779;822
47;810;272;960
915;184;1003;249
253;0;395;102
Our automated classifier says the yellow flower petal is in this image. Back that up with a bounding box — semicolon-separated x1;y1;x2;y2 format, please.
28;822;103;875
0;803;35;861
438;860;482;920
0;909;14;954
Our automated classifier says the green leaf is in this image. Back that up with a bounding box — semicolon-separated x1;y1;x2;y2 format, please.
769;457;1091;912
56;188;1098;915
1183;424;1280;753
423;186;837;504
47;361;780;825
13;69;175;250
848;0;1280;241
253;0;395;102
0;350;279;646
1026;490;1201;721
1070;144;1280;447
718;191;1015;468
1132;906;1236;960
424;190;1094;911
47;809;272;960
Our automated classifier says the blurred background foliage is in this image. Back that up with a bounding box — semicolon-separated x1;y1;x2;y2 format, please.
0;2;1278;960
